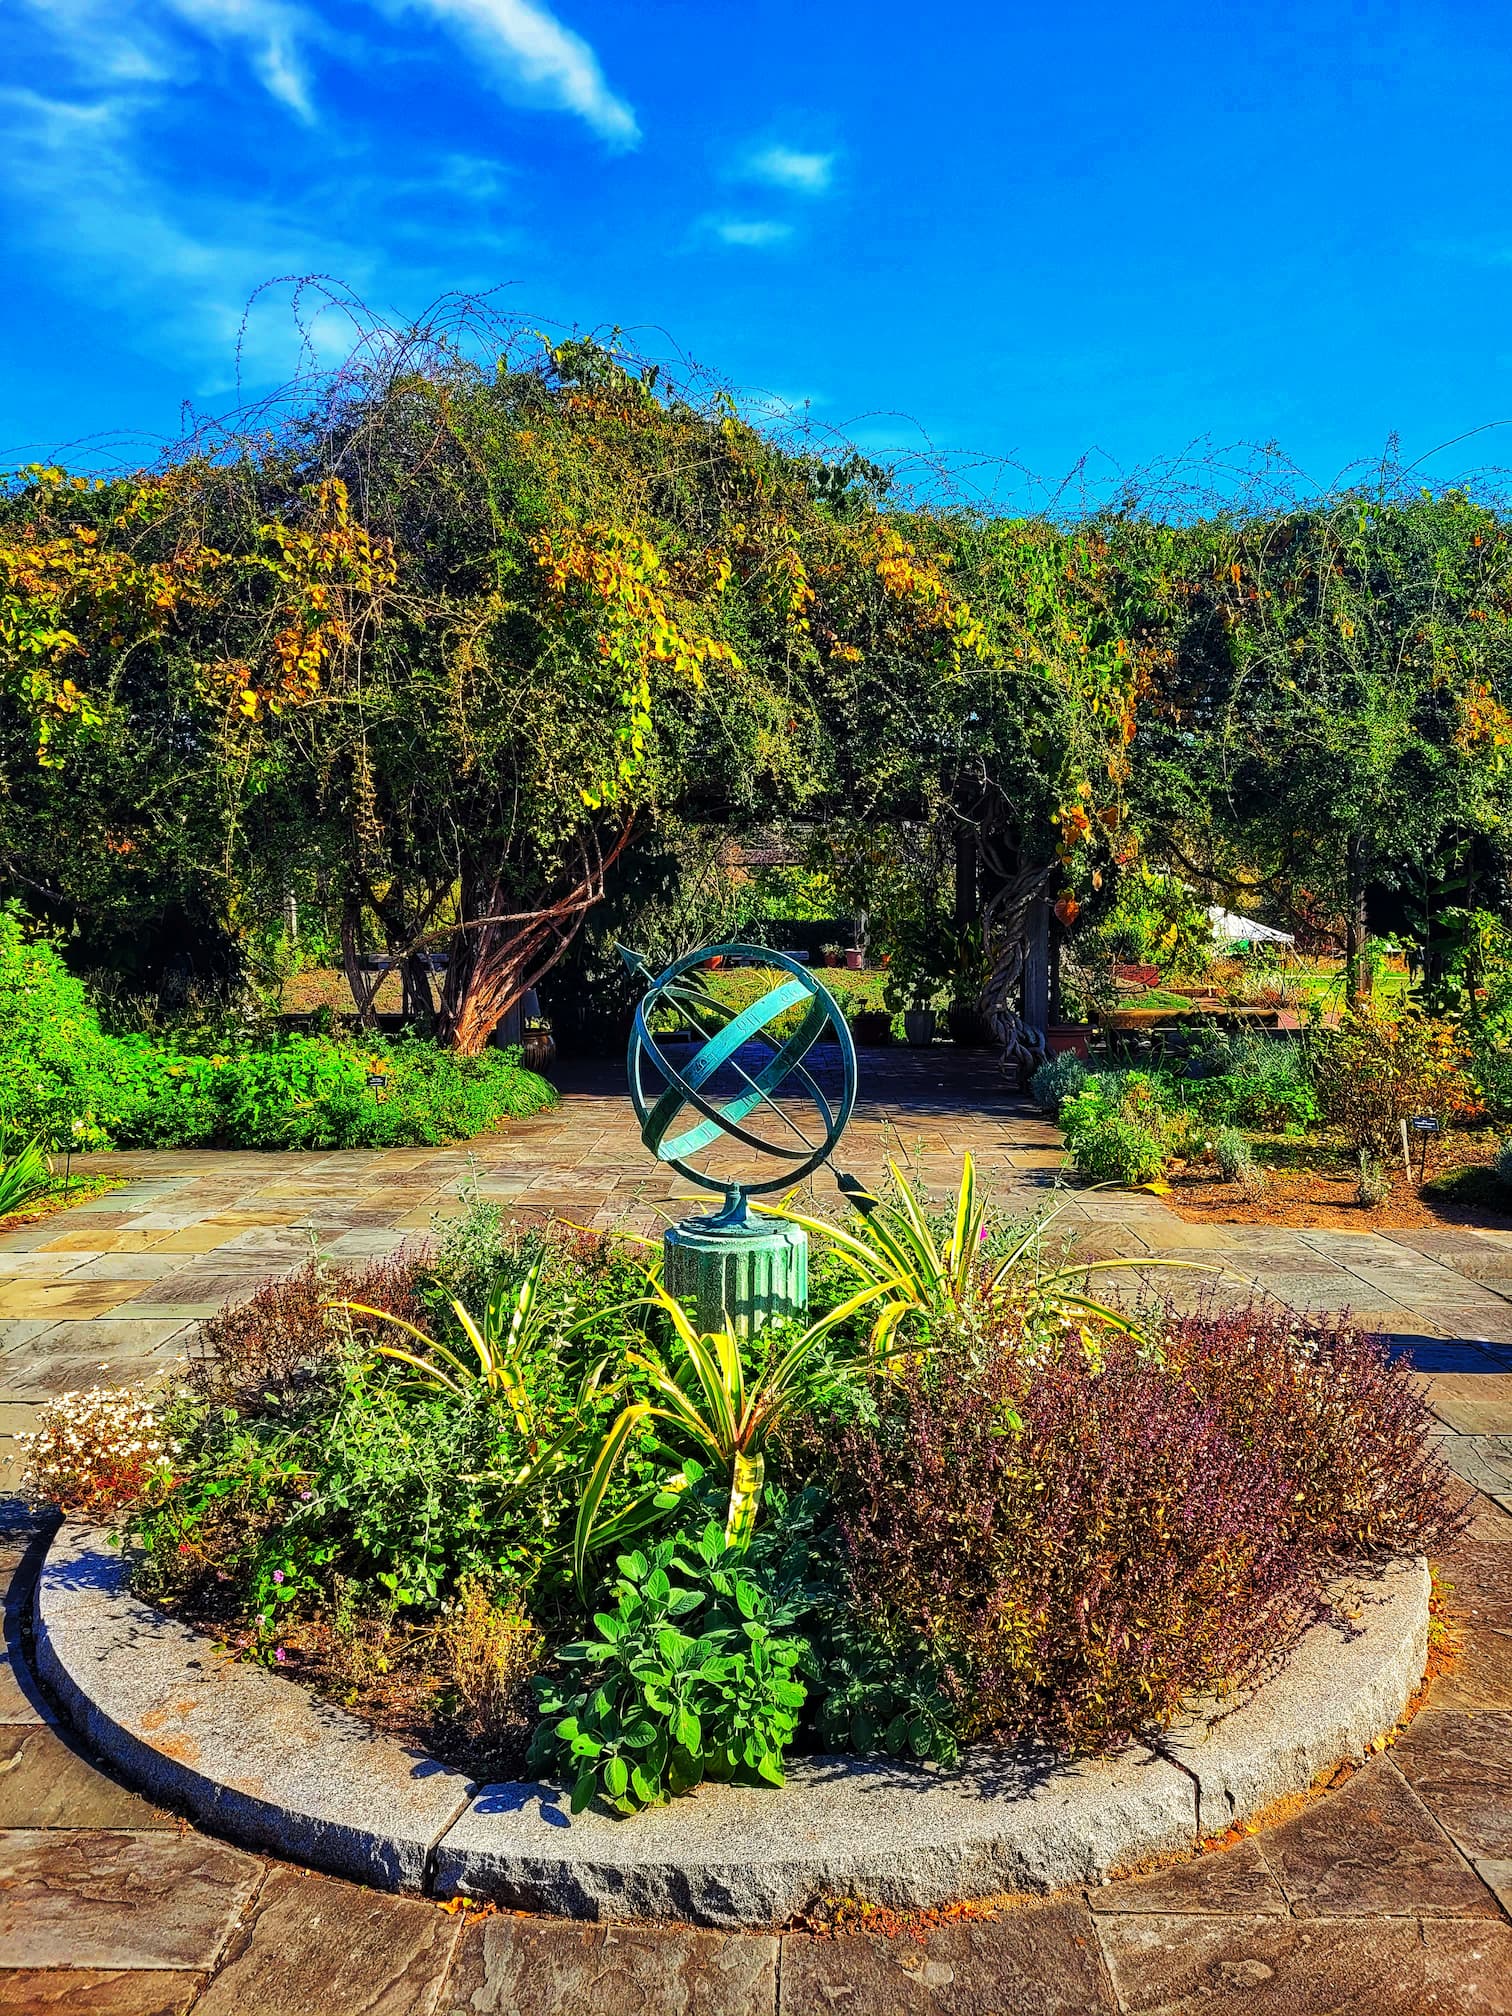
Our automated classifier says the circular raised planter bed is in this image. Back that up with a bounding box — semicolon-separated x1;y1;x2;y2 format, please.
34;1524;1429;1928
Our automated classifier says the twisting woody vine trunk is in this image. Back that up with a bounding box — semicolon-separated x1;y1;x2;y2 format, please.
339;903;385;1030
980;858;1057;1085
433;823;635;1054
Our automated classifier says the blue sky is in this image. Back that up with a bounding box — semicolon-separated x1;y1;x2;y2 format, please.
4;0;1511;508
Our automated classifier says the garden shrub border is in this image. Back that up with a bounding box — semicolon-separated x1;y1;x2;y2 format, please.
36;1520;1429;1928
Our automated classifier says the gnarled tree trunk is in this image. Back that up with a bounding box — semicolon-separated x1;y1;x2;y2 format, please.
433;823;634;1054
1346;832;1372;1003
339;902;384;1029
399;952;437;1029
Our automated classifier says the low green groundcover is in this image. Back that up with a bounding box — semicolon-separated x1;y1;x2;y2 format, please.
0;905;554;1151
105;1032;555;1152
25;1165;1462;1814
1421;1163;1512;1214
1035;1012;1508;1193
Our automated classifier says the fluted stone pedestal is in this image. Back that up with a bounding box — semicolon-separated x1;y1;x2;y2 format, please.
662;1211;807;1337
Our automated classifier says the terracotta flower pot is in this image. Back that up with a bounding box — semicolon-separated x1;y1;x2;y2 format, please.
845;948;865;970
1048;1025;1091;1059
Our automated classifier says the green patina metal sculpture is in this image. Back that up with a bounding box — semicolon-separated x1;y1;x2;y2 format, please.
621;942;861;1335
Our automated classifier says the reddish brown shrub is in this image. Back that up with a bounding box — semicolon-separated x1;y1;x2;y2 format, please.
812;1301;1462;1756
1312;1005;1480;1152
191;1251;431;1409
1159;1306;1460;1562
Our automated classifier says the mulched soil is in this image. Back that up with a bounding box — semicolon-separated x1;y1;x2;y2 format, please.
1162;1136;1511;1231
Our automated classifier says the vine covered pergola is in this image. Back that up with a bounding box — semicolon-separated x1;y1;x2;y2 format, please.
3;307;1509;1060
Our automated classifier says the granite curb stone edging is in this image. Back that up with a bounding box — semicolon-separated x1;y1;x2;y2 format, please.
433;1741;1197;1926
1152;1560;1432;1836
33;1522;473;1889
34;1522;1430;1928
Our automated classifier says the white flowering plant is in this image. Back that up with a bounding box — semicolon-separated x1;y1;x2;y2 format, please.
20;1384;177;1518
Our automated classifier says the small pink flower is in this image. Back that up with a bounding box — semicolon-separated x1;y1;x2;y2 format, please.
274;1647;287;1662
272;1570;285;1585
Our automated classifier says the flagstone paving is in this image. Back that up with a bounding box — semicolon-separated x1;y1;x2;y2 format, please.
1;1049;1510;2007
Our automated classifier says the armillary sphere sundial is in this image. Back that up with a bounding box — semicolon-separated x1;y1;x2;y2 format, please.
619;942;865;1335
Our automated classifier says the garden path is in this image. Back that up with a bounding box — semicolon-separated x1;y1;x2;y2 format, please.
1;1049;1511;2010
3;1050;1510;1508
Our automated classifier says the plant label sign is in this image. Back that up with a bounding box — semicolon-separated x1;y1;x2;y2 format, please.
1404;1114;1440;1185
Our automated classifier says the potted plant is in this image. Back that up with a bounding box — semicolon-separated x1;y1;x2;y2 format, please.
942;924;992;1047
882;909;952;1047
887;975;939;1047
521;1020;556;1073
818;944;842;969
903;1006;936;1047
1047;1025;1091;1059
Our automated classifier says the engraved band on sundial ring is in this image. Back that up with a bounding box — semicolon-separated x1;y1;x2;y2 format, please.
627;942;857;1196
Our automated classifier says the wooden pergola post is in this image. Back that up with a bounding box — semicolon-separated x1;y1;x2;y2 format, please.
1022;895;1051;1047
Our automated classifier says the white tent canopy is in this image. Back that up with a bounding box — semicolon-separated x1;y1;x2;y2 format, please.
1206;905;1294;947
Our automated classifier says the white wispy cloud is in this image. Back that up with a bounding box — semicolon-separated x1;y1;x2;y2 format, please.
384;0;638;145
17;0;321;118
160;0;318;119
0;0;620;398
0;88;356;380
0;84;527;391
742;144;834;194
19;0;637;142
713;219;793;249
16;0;181;88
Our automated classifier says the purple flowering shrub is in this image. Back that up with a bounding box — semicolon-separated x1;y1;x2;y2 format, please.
190;1253;430;1410
805;1301;1463;1755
